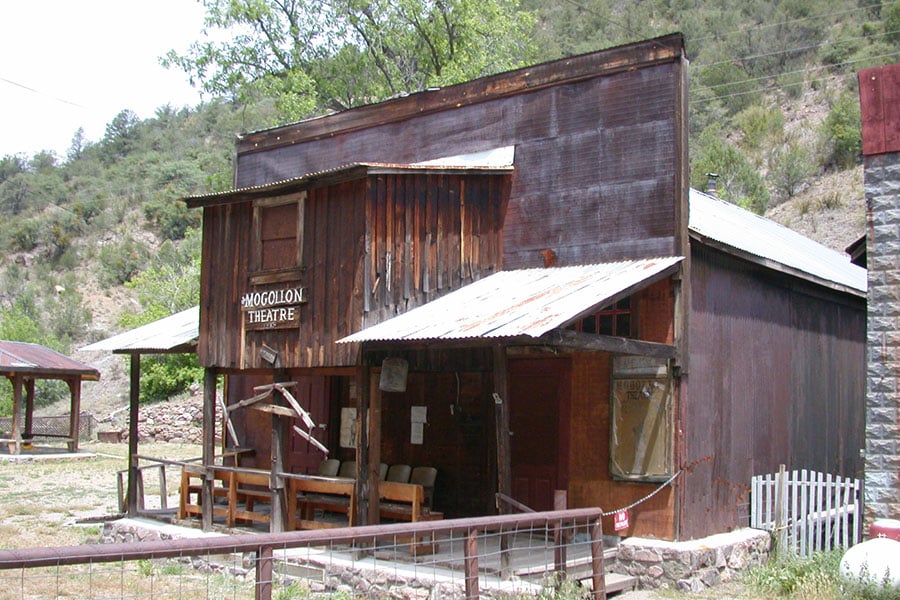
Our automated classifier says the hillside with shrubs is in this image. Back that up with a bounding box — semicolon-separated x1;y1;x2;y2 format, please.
0;0;893;416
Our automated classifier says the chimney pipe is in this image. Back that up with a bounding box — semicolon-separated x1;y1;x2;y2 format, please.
705;173;719;197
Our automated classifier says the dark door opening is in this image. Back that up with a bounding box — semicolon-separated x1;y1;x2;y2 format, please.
508;357;571;511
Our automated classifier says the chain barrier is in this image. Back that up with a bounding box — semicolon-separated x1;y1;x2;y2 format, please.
601;470;682;517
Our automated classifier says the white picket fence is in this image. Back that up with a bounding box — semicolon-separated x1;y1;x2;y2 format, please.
750;467;861;557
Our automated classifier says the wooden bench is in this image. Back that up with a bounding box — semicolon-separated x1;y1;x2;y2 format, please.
178;466;272;527
287;476;356;530
178;465;230;522
379;481;443;554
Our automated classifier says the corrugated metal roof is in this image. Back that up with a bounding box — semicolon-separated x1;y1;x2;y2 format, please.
183;161;513;208
0;341;100;380
338;257;683;343
689;189;867;295
79;306;199;354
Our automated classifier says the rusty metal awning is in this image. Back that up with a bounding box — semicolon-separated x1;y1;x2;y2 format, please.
338;257;683;344
0;341;100;380
79;306;199;355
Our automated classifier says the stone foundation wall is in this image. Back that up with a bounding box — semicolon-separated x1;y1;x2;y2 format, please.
865;151;900;524
614;528;771;591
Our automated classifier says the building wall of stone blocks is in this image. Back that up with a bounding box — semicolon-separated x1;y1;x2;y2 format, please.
865;150;900;523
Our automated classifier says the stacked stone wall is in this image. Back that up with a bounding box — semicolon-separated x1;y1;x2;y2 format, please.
865;151;900;523
614;528;771;591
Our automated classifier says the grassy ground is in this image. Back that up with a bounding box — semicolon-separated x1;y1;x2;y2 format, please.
0;441;201;550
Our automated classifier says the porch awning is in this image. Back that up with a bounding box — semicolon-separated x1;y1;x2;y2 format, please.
79;306;199;355
338;257;682;346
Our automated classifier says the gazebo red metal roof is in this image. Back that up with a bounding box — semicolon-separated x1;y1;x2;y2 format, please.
0;341;99;380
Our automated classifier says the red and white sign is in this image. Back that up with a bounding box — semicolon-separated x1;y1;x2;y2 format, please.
614;510;630;531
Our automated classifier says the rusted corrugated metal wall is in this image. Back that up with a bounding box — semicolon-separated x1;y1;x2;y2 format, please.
234;40;684;271
681;245;865;539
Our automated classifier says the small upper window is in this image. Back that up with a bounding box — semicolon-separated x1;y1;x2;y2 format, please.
252;193;305;277
571;297;632;337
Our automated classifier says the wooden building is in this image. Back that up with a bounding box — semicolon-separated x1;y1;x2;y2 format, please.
183;33;866;540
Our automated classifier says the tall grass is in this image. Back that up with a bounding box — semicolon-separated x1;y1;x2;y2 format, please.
746;549;900;600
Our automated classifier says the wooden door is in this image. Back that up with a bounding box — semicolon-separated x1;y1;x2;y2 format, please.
285;375;332;474
508;358;570;511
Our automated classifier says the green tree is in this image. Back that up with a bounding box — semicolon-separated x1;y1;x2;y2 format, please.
119;229;203;402
692;124;770;213
163;0;537;121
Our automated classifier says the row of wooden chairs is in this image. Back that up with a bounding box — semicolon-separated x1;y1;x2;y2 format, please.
317;459;437;509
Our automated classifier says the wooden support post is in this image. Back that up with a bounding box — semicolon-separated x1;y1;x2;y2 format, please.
354;362;371;526
127;354;141;516
367;369;382;525
23;378;35;446
201;368;217;530
590;517;607;600
464;529;480;600
554;490;568;576
67;378;81;452
494;345;512;580
270;372;287;532
493;345;511;502
255;545;273;600
9;375;23;454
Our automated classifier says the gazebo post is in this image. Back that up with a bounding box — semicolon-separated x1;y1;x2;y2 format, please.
126;353;141;516
23;378;35;446
67;377;81;452
9;374;23;454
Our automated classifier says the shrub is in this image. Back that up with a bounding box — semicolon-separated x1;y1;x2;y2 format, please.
821;92;862;170
140;354;203;403
143;198;200;241
98;238;150;285
735;104;785;150
768;140;816;203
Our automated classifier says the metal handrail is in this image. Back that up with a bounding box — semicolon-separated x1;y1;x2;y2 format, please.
0;508;608;600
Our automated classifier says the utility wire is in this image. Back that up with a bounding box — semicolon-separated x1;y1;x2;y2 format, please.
0;75;86;109
693;49;900;104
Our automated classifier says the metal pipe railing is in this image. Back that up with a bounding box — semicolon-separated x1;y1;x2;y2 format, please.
0;508;608;600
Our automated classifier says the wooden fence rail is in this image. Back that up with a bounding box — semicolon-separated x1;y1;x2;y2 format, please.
751;466;860;557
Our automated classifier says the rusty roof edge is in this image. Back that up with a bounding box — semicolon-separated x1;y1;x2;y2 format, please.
182;163;513;208
236;33;685;155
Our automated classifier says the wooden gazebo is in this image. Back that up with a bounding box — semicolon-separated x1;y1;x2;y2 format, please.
0;341;100;454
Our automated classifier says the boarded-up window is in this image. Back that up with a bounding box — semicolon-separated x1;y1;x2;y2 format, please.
609;356;673;481
253;193;305;275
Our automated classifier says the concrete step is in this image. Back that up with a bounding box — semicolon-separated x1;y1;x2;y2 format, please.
579;572;638;595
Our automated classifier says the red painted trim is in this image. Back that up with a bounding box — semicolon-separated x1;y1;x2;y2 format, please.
859;64;900;156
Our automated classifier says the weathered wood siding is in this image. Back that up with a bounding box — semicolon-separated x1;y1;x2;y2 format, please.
362;172;509;328
681;245;865;539
199;173;506;369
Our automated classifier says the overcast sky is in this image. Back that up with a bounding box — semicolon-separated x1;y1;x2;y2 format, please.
1;1;209;159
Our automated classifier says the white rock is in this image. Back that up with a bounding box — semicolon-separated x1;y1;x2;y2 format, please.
840;538;900;588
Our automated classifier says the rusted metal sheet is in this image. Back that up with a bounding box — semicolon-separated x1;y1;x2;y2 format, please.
858;63;900;156
79;307;198;355
231;53;686;272
236;34;684;154
690;190;866;296
681;245;865;539
338;258;682;343
0;341;99;380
